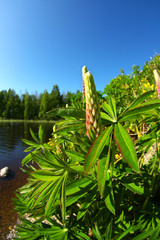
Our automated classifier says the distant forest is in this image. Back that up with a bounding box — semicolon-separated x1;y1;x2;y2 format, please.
0;84;81;120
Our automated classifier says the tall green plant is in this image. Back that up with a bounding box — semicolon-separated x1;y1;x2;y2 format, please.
13;67;160;239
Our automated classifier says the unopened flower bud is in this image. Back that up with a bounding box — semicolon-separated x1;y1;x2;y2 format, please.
84;71;101;138
153;69;160;99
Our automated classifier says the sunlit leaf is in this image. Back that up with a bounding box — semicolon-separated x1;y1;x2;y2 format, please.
31;169;63;181
45;175;64;217
114;123;140;173
119;99;160;121
84;125;113;175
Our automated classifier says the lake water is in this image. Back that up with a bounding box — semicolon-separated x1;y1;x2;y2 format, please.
0;121;54;239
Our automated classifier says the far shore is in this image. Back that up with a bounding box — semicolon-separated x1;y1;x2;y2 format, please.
0;119;56;123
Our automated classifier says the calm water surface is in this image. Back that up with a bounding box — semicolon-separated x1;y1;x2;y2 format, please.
0;121;54;239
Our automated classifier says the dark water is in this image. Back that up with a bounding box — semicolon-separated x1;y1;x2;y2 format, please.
0;121;54;239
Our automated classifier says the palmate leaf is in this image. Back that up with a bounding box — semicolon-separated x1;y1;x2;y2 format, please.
84;125;113;175
102;102;115;119
48;108;86;119
15;217;68;240
114;123;140;173
122;90;155;114
45;175;64;217
119;99;160;121
32;181;56;208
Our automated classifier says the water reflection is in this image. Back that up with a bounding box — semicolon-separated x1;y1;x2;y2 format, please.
0;121;54;239
0;121;54;169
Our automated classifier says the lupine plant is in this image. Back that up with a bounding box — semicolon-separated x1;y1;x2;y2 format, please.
13;66;160;239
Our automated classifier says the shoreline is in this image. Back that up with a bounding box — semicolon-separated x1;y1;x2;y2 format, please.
0;119;55;123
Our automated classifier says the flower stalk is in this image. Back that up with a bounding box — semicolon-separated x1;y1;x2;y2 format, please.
83;69;101;138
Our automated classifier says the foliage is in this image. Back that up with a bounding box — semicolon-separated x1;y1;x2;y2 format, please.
13;63;160;239
0;86;80;120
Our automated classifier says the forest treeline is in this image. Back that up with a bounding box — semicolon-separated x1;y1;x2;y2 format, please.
0;84;81;120
1;54;160;120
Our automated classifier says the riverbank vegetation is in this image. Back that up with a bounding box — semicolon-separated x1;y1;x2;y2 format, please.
0;85;81;120
13;54;160;239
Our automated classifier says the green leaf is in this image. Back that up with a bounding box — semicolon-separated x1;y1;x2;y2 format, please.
31;170;63;181
31;152;63;169
102;102;115;119
97;138;112;197
77;186;97;220
84;125;113;175
55;121;86;134
30;128;39;143
75;232;91;240
116;226;133;240
48;108;86;119
105;221;112;240
45;175;64;217
121;182;144;195
114;123;140;173
66;178;92;196
23;139;40;147
65;150;84;162
22;153;32;165
109;97;117;120
104;174;115;215
38;125;43;142
92;223;104;240
61;171;67;225
132;227;159;240
123;91;155;113
66;182;96;207
101;112;116;123
33;181;56;207
119;99;160;121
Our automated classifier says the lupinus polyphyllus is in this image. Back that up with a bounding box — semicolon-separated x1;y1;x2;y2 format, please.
82;66;88;102
153;69;160;99
83;69;101;138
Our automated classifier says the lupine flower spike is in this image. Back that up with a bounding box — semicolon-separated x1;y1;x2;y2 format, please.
82;66;88;104
153;69;160;99
83;70;101;138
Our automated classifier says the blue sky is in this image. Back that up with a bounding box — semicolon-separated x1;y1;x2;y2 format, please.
0;0;160;96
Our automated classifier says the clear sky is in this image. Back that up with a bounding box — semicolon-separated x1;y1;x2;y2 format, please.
0;0;160;96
